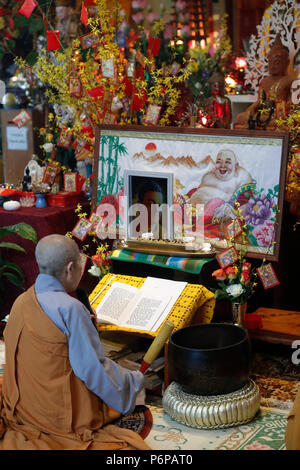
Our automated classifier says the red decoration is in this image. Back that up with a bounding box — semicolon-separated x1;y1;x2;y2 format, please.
87;86;104;101
80;3;89;27
121;77;133;97
47;30;60;51
18;0;37;18
132;88;147;111
147;37;161;57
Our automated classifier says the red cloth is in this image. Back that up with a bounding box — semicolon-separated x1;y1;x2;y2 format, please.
0;203;90;319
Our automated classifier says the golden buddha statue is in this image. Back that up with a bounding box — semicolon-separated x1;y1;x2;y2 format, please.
235;34;294;130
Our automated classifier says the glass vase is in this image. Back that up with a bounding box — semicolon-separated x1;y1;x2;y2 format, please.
231;302;247;328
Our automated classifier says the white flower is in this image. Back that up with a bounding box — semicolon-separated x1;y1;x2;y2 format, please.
88;265;102;278
42;142;54;153
226;283;244;298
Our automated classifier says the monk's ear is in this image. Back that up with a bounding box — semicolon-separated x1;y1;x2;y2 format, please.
66;261;74;278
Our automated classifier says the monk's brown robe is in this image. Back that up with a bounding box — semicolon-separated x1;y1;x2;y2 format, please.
0;287;150;450
285;386;300;450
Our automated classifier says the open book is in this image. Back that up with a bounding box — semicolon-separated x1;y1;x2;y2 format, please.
96;277;187;332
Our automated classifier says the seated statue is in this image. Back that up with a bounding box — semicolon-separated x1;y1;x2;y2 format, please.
203;71;232;129
235;34;294;130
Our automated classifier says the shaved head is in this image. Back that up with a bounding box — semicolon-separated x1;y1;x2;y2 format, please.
35;234;80;277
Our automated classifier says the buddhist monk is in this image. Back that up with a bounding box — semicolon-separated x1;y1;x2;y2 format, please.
0;234;150;450
235;34;294;130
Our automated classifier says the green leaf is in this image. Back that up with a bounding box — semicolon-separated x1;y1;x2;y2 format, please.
0;242;26;253
0;223;37;243
3;261;25;280
2;272;24;290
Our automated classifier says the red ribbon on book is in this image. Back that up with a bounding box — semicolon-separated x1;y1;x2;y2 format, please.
18;0;37;18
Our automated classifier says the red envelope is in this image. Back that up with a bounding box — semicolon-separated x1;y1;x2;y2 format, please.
18;0;37;18
47;30;60;51
87;86;104;101
80;3;89;27
147;37;161;57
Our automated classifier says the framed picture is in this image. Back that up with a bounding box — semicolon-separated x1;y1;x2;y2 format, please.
102;112;116;124
216;246;239;269
79;32;100;49
12;109;32;128
72;218;93;241
25;65;34;85
144;104;162;126
225;218;243;239
57;128;72;148
256;263;280;289
101;57;115;79
89;212;102;229
79;252;88;276
123;169;173;239
64;172;77;192
42;163;60;185
69;77;82;98
92;125;289;260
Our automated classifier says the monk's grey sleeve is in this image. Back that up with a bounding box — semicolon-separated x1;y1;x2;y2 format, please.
63;302;145;415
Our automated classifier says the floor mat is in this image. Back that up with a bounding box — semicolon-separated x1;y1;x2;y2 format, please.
144;405;288;450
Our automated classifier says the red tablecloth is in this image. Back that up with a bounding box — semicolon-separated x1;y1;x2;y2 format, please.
0;203;90;318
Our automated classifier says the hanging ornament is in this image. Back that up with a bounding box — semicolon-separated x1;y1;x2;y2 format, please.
47;30;61;51
18;0;37;18
80;3;89;27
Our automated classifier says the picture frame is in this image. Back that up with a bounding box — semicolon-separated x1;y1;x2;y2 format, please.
57;128;72;148
79;32;100;49
12;109;32;128
225;218;243;239
123;169;174;240
101;57;115;79
64;172;77;192
42;163;61;185
89;212;102;229
216;246;239;269
79;252;88;276
256;263;280;290
69;77;82;98
144;104;162;126
92;125;289;260
71;218;93;241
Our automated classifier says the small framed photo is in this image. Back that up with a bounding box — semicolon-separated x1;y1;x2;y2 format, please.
12;109;31;128
42;163;60;185
89;212;102;229
79;32;100;49
101;57;115;78
102;112;116;124
225;218;243;239
25;65;34;85
57;128;72;148
69;77;82;98
171;62;181;75
64;172;77;192
72;218;93;241
256;263;280;290
126;61;135;78
275;101;286;119
216;246;239;269
79;252;88;276
144;104;162;126
76;147;93;161
124;169;174;240
102;90;113;110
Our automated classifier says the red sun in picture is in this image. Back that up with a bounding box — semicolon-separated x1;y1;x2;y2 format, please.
145;142;157;156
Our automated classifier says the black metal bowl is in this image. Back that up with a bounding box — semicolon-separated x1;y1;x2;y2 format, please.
168;323;251;396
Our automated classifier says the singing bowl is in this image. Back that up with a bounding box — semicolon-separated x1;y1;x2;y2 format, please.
168;323;251;396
